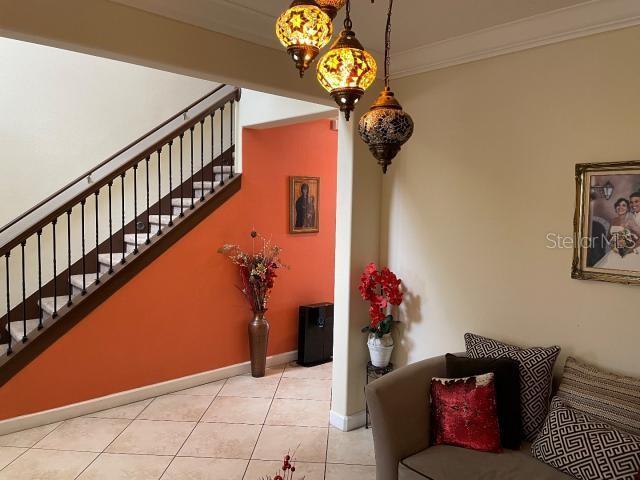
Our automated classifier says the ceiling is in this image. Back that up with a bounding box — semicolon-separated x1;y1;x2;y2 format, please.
228;0;590;51
112;0;640;77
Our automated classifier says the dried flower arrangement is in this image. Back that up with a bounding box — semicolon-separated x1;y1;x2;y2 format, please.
259;453;304;480
218;231;288;313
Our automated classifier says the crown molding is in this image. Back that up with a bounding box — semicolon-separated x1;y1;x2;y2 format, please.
112;0;640;80
112;0;280;49
390;0;640;79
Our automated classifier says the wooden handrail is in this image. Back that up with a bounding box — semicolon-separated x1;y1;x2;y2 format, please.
0;85;240;257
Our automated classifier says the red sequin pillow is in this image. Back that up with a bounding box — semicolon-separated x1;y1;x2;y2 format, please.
430;373;502;453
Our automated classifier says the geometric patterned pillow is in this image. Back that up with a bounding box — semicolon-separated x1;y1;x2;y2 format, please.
558;356;640;436
532;397;640;480
465;333;560;441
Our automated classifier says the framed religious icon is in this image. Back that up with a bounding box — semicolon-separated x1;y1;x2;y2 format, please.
290;176;320;234
572;161;640;285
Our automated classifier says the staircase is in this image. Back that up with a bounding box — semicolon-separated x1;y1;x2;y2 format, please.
0;85;241;385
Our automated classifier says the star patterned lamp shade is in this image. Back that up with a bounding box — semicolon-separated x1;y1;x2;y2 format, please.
276;0;333;77
316;28;377;121
358;0;413;173
316;0;346;19
359;87;414;173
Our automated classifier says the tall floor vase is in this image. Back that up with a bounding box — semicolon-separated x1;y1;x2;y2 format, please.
248;311;270;377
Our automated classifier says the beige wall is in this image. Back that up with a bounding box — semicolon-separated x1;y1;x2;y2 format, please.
383;26;640;377
0;36;215;227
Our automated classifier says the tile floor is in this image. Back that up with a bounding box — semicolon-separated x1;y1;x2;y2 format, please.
0;362;376;479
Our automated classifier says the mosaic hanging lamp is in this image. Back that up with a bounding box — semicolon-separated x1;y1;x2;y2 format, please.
276;0;333;77
316;0;347;19
316;0;377;121
358;0;413;173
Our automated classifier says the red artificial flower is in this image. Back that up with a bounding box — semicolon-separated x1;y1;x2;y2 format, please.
369;305;385;328
359;263;403;330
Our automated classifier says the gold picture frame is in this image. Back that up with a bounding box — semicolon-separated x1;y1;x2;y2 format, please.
572;161;640;285
290;176;320;234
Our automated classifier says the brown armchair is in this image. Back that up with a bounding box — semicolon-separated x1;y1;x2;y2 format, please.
365;355;446;480
365;354;570;480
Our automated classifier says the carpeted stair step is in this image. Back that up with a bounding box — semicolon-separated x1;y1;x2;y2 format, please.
171;198;200;216
123;234;158;253
70;273;100;296
192;180;225;198
97;252;128;274
40;296;73;316
7;318;41;343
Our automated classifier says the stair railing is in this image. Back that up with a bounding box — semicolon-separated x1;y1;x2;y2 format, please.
0;84;240;359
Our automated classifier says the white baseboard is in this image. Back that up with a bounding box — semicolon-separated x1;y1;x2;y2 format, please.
329;409;366;431
0;350;297;436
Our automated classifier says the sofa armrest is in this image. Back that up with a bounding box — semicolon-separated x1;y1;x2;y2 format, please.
365;355;446;480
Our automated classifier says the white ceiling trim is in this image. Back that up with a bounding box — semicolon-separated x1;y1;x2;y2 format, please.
390;0;640;79
113;0;640;79
112;0;279;48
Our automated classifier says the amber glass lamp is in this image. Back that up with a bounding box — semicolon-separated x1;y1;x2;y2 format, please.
276;0;333;77
358;0;413;173
316;0;377;121
316;0;346;19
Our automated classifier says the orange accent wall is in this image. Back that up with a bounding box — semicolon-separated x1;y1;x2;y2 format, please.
0;119;337;420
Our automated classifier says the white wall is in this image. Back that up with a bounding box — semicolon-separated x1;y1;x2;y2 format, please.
0;36;215;227
331;96;384;426
240;89;336;129
235;89;336;174
382;26;640;377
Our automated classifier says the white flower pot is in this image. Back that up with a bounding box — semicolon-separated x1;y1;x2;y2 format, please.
367;333;394;368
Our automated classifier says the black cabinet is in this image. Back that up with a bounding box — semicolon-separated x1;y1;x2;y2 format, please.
298;303;334;366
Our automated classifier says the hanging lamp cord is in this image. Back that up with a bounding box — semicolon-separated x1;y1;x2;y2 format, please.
344;0;352;30
384;0;393;88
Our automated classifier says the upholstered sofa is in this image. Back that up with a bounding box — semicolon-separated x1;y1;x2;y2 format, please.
365;354;571;480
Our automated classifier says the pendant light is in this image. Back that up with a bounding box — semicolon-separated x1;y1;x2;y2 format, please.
316;0;377;121
276;0;333;77
358;0;413;173
316;0;346;19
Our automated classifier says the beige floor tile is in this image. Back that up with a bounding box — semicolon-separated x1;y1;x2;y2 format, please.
0;446;26;469
325;463;376;480
266;399;330;427
275;377;332;401
77;453;172;479
218;374;280;398
162;457;248;480
252;426;328;463
244;460;325;480
201;396;272;424
243;365;285;378
327;427;375;465
34;417;130;452
0;449;98;480
170;380;226;396
178;422;261;459
283;361;333;380
138;395;213;421
106;420;195;456
85;399;153;420
0;422;61;447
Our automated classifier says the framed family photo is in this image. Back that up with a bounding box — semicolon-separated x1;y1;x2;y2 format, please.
572;161;640;285
290;176;320;234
